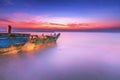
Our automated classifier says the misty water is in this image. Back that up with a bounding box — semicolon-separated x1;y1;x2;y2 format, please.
0;32;120;80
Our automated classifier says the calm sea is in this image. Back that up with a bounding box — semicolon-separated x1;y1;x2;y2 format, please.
0;32;120;80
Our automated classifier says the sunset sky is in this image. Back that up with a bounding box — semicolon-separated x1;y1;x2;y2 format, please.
0;0;120;31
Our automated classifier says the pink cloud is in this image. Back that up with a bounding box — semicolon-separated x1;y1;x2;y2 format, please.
27;16;43;22
1;13;120;30
12;13;50;23
0;18;13;23
13;13;28;17
26;15;49;23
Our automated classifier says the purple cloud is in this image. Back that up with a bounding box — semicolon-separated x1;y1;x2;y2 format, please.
0;18;13;23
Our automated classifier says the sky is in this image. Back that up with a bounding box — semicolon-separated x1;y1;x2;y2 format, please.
0;0;120;31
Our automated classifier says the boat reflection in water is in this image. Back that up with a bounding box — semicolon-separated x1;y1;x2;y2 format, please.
0;25;60;54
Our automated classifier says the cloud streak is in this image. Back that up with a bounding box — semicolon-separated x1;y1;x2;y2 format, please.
0;18;13;23
13;13;28;17
0;12;120;30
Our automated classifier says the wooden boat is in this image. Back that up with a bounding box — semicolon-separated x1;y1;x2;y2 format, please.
22;33;60;52
0;25;30;54
0;25;60;54
30;33;60;44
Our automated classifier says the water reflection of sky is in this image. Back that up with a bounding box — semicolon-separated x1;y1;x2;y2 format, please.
0;32;120;80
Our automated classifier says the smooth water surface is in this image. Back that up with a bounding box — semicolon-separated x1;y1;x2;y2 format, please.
0;32;120;80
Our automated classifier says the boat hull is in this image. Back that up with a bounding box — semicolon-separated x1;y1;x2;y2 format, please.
22;33;60;52
0;33;30;48
0;33;30;54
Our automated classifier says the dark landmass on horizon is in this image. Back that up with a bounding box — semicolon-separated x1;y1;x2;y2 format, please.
0;26;120;32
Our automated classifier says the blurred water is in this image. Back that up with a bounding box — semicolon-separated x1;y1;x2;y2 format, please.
0;32;120;80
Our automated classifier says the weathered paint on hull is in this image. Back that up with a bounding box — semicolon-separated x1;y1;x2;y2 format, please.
0;44;24;54
22;42;56;52
0;33;30;54
22;33;60;52
0;33;30;48
0;33;60;54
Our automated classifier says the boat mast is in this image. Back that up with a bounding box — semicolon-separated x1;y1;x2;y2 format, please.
7;25;12;34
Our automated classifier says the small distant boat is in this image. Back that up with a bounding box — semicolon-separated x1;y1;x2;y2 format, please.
0;25;30;54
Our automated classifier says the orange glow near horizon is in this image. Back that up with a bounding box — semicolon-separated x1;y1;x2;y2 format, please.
0;15;120;30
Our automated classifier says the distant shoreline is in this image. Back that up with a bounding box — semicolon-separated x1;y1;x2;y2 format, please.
0;26;120;33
